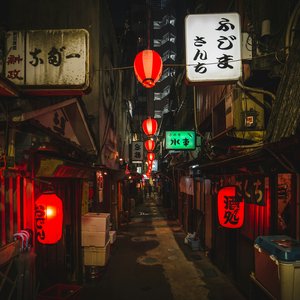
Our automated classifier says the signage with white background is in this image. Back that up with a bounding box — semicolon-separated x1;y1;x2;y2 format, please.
185;13;242;83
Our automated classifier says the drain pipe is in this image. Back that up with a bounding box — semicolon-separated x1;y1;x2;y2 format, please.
237;80;276;103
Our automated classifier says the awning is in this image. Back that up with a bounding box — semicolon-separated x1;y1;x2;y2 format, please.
12;98;97;155
35;156;95;178
196;137;300;176
0;75;19;97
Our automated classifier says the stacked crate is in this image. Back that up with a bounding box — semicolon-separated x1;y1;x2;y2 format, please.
81;213;110;267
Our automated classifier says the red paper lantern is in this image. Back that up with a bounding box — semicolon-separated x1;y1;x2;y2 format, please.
134;49;163;88
147;152;155;161
142;117;158;136
217;186;244;229
144;139;155;152
35;192;63;244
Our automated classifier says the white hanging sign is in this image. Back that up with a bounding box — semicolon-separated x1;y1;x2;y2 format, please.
185;13;242;83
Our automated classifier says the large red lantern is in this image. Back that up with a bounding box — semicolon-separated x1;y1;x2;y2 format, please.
142;117;158;136
147;152;155;161
217;186;244;229
144;139;155;152
35;192;63;244
134;49;163;88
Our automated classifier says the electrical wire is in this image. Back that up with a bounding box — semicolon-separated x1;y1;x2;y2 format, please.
95;48;288;72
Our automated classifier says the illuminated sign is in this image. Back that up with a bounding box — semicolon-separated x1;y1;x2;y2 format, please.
217;186;244;229
185;13;242;83
165;131;196;150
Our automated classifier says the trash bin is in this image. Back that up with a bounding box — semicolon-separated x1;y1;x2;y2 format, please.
254;235;300;300
37;284;82;300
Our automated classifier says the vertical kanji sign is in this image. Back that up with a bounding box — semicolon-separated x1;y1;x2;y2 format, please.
218;186;244;229
131;141;143;162
185;13;242;83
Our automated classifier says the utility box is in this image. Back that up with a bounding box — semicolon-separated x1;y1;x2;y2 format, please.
254;235;300;300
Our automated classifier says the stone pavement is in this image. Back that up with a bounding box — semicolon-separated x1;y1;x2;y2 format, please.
80;195;247;300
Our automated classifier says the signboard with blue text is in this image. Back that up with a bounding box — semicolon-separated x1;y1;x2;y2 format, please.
165;131;196;150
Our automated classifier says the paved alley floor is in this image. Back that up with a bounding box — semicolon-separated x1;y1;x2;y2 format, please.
81;196;247;300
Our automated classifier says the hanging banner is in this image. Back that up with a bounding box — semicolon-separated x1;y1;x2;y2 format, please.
218;186;244;229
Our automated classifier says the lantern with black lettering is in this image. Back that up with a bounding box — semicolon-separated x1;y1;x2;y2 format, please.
35;192;63;244
217;186;244;229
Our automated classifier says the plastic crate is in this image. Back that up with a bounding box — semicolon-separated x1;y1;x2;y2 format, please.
83;240;110;266
37;284;82;300
255;235;300;261
187;237;201;251
81;230;109;247
254;235;300;299
81;213;110;232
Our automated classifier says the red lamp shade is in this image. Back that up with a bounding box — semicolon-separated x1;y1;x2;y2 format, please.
35;192;63;244
147;152;155;161
134;49;163;88
144;139;155;152
142;117;158;136
217;186;244;229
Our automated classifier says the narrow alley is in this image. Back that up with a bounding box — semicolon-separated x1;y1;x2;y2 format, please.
80;194;247;300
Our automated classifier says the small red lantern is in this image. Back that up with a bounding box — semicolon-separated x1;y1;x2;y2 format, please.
35;192;63;244
217;186;244;229
134;49;163;88
147;152;155;161
144;139;155;152
142;117;158;136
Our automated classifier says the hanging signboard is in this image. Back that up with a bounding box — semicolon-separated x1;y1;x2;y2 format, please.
5;29;89;95
131;141;143;163
165;130;196;150
217;186;244;229
185;13;242;83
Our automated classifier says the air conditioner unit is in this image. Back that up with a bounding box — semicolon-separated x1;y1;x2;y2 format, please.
225;88;265;141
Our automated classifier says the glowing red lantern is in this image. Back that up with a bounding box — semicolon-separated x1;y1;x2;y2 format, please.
142;117;158;136
147;152;155;161
217;186;244;229
134;49;163;88
35;192;63;244
144;139;155;152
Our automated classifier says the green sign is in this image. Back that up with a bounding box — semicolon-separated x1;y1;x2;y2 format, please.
165;131;196;150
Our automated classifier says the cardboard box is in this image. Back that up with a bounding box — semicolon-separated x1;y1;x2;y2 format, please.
81;230;109;247
83;241;110;266
81;213;110;232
